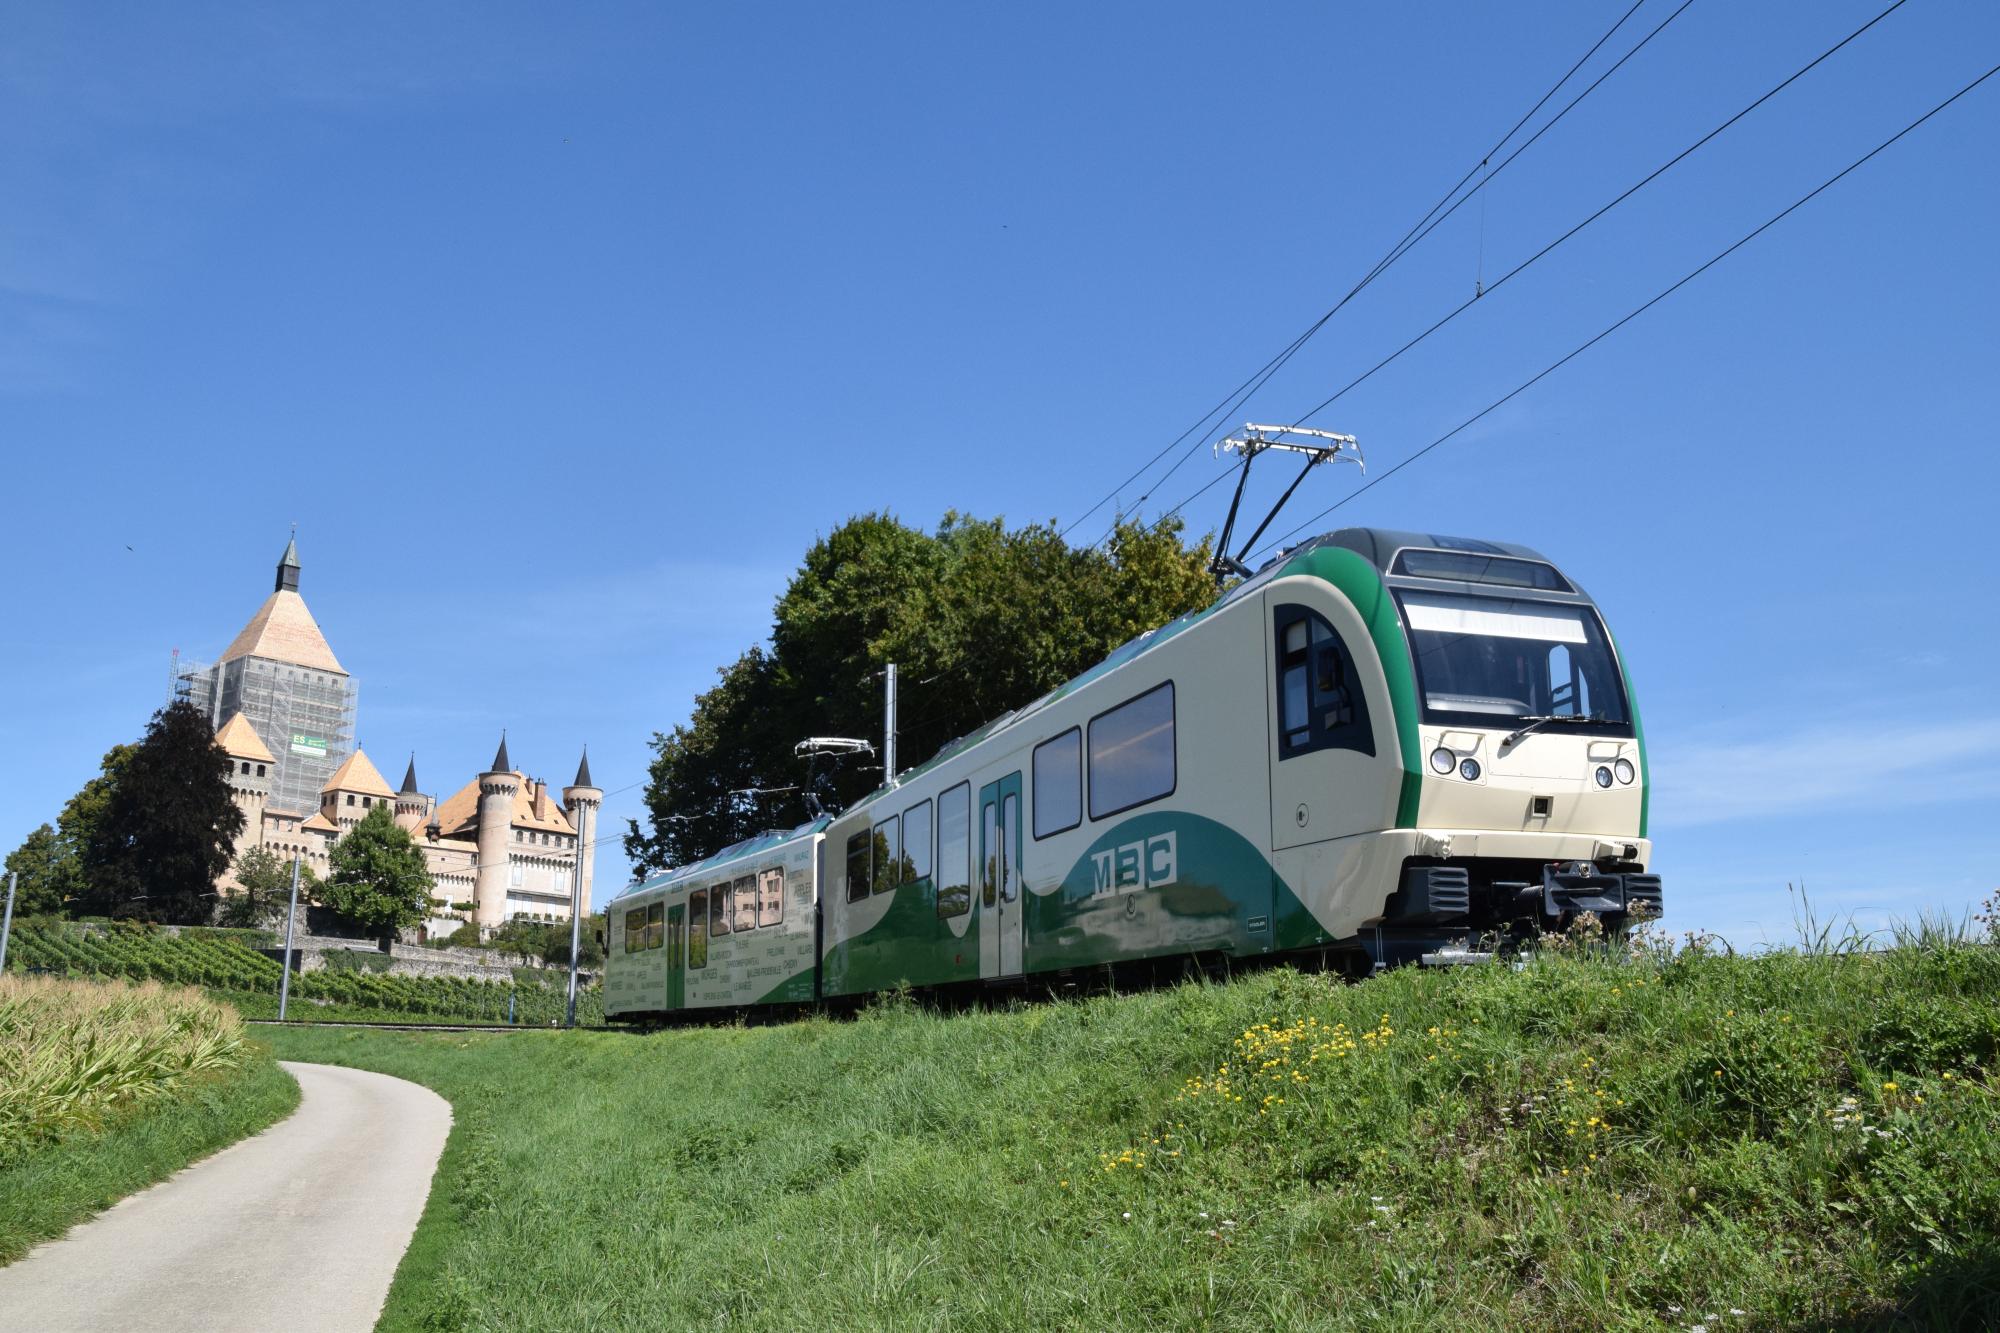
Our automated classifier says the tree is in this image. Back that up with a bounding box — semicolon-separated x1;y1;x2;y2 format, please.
80;704;242;923
3;824;66;916
7;745;137;915
218;845;318;928
626;510;1216;872
320;805;436;944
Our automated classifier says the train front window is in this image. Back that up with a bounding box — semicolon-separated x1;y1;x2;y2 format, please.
1397;591;1630;730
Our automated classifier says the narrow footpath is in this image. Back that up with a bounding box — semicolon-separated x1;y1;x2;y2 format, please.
0;1062;452;1333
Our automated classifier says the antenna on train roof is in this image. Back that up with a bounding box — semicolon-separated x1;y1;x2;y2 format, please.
1209;424;1364;583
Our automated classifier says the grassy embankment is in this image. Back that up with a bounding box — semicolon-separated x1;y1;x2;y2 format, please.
264;930;2000;1331
0;975;299;1264
3;919;601;1026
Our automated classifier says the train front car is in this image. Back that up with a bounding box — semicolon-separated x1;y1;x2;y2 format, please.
1274;528;1660;967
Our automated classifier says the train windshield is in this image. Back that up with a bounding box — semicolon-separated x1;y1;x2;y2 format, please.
1396;591;1631;731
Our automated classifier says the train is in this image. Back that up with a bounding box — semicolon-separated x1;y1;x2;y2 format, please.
601;526;1662;1020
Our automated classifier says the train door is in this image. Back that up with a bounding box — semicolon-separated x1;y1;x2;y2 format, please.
979;771;1024;977
1266;592;1392;850
666;903;686;1010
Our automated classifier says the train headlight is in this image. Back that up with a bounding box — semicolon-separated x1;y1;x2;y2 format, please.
1430;747;1455;775
1459;757;1482;782
1614;757;1636;785
1594;765;1614;789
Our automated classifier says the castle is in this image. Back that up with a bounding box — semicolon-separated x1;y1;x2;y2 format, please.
185;541;600;937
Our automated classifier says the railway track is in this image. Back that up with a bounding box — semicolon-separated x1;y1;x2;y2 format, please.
246;1018;595;1033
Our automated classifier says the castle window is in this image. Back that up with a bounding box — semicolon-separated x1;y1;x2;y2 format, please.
346;794;355;807
257;765;266;777
240;761;250;775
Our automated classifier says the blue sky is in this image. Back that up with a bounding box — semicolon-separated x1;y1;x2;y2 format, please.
2;1;1994;941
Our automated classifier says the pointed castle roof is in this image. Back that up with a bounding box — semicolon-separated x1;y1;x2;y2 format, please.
571;746;594;789
214;713;274;763
489;732;510;774
321;748;395;799
400;755;420;795
219;543;344;675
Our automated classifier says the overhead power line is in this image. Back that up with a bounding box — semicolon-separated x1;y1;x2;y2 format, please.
1135;0;1914;547
1249;57;2000;561
1061;0;1672;544
1278;0;1911;435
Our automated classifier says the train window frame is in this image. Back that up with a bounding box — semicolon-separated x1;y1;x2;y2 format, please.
935;783;971;920
845;830;872;903
647;901;665;951
731;874;756;932
1032;727;1082;839
1086;681;1177;820
901;798;933;892
688;889;708;969
871;815;901;894
624;906;647;954
757;867;784;927
1274;603;1377;760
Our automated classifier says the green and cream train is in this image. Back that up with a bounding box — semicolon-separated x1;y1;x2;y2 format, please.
602;527;1662;1020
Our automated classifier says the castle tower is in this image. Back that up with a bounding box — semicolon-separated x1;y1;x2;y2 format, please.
177;537;358;818
318;748;396;835
215;712;274;892
473;733;518;930
562;747;603;921
393;755;429;832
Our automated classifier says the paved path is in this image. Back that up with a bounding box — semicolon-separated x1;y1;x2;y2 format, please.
0;1062;452;1333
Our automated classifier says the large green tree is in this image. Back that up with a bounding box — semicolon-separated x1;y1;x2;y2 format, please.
320;805;435;943
626;511;1216;873
79;703;242;923
4;744;137;914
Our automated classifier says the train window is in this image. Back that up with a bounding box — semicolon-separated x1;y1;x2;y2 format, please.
1002;793;1020;902
758;868;784;927
647;902;665;951
1032;728;1081;839
666;909;682;968
845;831;872;903
624;907;646;954
936;784;971;919
689;890;708;968
872;816;901;894
902;799;933;888
1088;682;1176;819
1275;605;1376;760
1390;548;1571;592
730;875;755;932
981;800;998;908
708;881;729;937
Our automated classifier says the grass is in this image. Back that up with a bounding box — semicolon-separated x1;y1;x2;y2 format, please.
257;930;2000;1331
0;976;301;1264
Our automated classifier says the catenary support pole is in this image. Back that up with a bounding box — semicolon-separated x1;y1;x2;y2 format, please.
0;872;16;973
885;661;898;787
278;854;301;1021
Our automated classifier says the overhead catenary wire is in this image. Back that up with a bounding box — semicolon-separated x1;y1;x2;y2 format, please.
1276;0;1912;437
1061;0;1671;545
1247;57;2000;561
1134;0;1915;548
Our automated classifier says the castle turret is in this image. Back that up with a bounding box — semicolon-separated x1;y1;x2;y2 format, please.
474;733;518;931
393;754;429;832
562;746;603;921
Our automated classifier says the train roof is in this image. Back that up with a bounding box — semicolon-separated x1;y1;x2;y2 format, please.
606;815;829;906
856;527;1578;803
